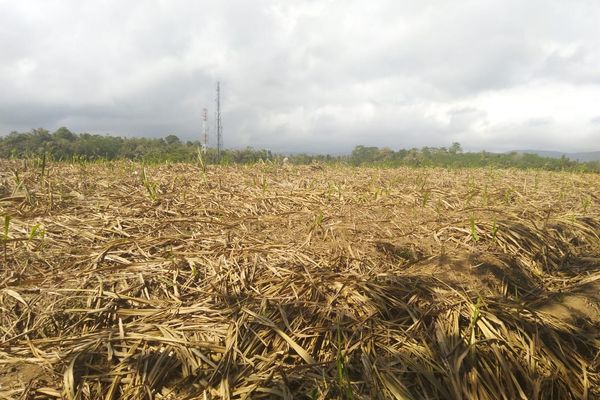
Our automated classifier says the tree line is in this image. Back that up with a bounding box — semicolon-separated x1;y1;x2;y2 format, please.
1;128;598;172
348;144;600;172
0;128;271;164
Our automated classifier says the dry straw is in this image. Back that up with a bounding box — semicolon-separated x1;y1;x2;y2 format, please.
0;160;599;399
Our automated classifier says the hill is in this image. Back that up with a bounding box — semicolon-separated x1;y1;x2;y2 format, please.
514;149;600;162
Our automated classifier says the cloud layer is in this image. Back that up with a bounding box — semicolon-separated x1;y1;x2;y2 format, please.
1;0;599;152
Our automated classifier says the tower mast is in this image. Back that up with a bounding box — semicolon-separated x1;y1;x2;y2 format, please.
202;108;208;151
216;81;223;161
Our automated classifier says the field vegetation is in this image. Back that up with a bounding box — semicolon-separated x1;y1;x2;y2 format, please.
2;128;600;172
0;159;599;399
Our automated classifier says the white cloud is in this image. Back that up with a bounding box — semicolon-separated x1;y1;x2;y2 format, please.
0;0;599;152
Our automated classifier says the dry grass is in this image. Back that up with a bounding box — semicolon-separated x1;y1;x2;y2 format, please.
1;160;599;399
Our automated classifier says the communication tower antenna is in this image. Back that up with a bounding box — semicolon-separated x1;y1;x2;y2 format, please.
202;108;208;151
216;81;223;161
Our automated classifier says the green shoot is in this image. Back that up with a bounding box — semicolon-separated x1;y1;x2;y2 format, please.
470;215;479;242
12;171;22;195
141;167;158;201
421;189;431;207
491;218;498;239
373;187;382;200
581;196;590;213
29;224;46;241
260;175;268;193
313;212;324;231
467;297;482;346
504;188;513;204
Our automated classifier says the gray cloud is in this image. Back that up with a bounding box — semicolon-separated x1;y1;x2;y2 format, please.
1;0;599;153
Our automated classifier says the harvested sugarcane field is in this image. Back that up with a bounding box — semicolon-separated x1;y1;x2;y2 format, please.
0;160;599;399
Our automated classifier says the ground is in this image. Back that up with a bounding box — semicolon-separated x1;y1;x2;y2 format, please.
0;161;599;399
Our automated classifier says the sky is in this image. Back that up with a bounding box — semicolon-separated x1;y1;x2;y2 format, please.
1;0;600;153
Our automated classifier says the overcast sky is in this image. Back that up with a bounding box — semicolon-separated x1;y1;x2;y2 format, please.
1;1;600;153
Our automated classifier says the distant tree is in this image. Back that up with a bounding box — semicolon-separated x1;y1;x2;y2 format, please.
53;127;76;141
0;129;598;172
449;142;463;154
351;145;380;165
165;134;181;146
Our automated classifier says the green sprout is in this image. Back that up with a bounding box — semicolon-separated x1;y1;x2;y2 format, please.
141;167;158;201
470;215;480;242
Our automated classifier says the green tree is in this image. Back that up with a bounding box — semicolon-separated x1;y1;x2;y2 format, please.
53;127;76;141
165;134;181;146
449;142;463;154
